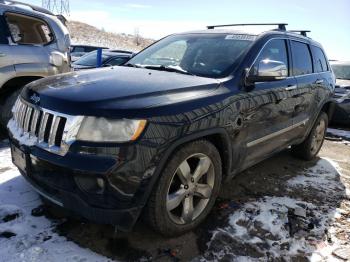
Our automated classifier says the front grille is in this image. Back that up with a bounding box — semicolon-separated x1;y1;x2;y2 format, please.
12;98;68;149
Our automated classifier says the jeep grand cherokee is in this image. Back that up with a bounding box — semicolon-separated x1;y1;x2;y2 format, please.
8;23;335;236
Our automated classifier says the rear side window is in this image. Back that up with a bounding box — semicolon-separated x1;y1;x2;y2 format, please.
312;46;328;72
291;41;313;76
5;12;54;45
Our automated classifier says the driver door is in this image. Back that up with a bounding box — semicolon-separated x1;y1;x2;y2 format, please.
242;39;298;166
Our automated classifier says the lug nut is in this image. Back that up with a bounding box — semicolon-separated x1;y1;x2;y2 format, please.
191;178;194;183
184;185;189;189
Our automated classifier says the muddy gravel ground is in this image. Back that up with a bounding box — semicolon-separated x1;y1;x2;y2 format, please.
1;128;350;261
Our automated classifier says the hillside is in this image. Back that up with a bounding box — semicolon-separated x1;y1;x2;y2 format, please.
67;21;154;52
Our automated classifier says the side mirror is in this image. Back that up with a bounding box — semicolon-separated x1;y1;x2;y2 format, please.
247;59;288;83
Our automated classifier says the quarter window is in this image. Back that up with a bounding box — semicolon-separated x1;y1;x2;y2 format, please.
291;41;313;76
312;46;328;72
5;12;54;45
251;39;289;76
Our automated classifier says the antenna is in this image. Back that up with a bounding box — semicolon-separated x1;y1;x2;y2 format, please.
42;0;70;16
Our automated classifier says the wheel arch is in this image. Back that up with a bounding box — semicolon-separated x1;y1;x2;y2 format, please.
320;99;336;122
0;76;43;97
140;128;233;207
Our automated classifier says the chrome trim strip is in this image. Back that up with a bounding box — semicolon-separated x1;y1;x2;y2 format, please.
38;112;49;142
29;184;64;207
24;107;33;132
30;109;40;136
49;116;60;147
247;119;309;148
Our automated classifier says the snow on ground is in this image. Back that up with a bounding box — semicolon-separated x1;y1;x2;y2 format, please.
0;141;110;262
203;157;348;261
1;137;350;261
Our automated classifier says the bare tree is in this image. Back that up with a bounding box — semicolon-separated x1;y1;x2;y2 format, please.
134;27;141;46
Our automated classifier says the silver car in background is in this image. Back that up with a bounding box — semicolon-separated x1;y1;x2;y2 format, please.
0;0;71;135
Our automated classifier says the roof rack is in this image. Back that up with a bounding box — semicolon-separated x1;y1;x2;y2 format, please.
289;30;311;37
207;23;288;31
0;0;54;16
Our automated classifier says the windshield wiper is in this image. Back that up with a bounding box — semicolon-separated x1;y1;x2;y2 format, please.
142;65;195;76
124;63;142;68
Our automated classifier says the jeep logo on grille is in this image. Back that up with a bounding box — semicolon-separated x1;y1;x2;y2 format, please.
30;94;40;104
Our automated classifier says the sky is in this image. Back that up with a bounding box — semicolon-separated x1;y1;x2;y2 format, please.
23;0;350;60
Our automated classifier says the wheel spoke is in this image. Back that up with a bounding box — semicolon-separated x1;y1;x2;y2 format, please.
195;184;212;199
182;196;194;223
193;156;211;183
177;160;191;184
167;188;187;211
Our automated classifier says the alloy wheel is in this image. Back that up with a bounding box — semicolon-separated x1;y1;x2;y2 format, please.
166;153;215;225
310;118;326;155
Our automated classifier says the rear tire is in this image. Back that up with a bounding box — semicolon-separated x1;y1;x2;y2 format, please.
291;112;328;160
144;140;222;236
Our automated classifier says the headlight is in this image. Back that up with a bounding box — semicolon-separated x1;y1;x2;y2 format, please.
76;117;147;142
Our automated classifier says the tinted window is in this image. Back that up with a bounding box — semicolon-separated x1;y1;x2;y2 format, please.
5;13;53;45
128;34;254;78
291;41;313;75
73;51;111;66
0;16;8;44
251;39;289;76
72;46;85;53
312;46;328;72
107;57;129;66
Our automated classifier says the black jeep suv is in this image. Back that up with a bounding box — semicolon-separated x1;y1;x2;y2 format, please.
8;23;335;236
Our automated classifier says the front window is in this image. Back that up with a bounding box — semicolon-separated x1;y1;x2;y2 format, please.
127;33;255;78
332;64;350;80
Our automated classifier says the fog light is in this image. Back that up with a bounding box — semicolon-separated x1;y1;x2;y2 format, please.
74;176;105;194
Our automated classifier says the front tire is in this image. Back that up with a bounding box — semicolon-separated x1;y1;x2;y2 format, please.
0;88;23;132
145;140;222;236
291;112;328;160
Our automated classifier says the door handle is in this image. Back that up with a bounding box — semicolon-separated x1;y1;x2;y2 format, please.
285;85;297;91
314;79;324;84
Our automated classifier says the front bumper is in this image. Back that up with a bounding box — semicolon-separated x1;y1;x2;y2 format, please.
9;139;148;231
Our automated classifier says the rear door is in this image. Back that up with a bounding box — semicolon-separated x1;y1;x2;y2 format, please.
243;39;298;166
310;45;334;111
289;40;319;136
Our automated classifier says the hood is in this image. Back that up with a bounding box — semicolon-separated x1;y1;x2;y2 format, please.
22;66;230;118
336;79;350;89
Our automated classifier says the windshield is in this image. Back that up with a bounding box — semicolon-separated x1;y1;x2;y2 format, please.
73;51;110;66
332;64;350;80
126;33;255;78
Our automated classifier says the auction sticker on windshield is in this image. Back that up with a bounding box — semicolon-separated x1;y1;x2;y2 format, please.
225;34;256;41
